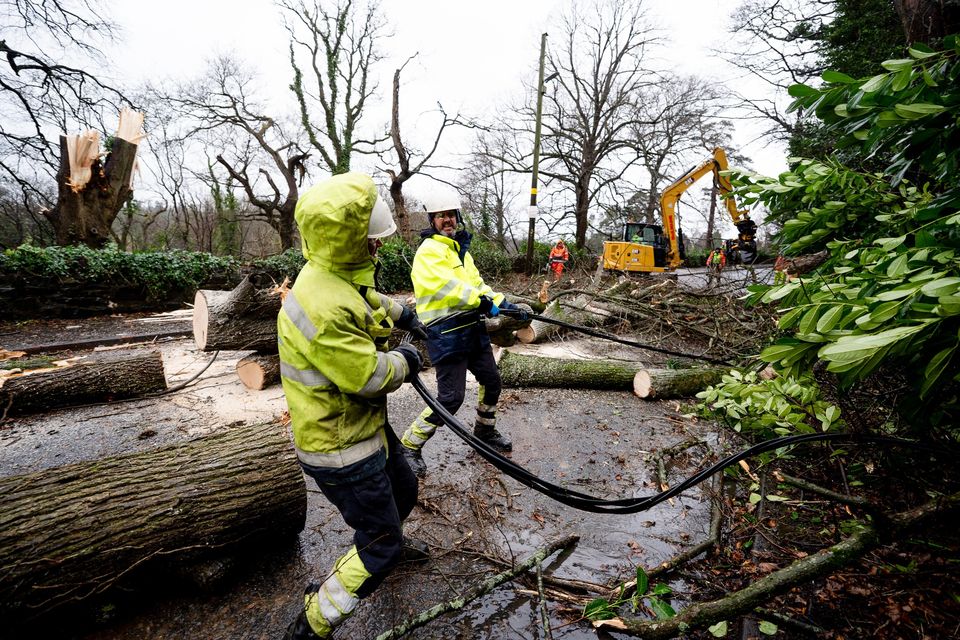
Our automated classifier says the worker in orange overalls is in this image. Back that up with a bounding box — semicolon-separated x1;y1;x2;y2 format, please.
548;240;569;281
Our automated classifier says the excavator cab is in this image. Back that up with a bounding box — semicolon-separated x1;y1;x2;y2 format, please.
601;222;678;272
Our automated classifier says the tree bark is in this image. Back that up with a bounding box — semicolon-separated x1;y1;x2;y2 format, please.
48;136;139;248
0;422;307;618
193;276;282;352
0;350;166;417
632;367;728;399
499;351;645;390
515;297;609;344
236;352;281;390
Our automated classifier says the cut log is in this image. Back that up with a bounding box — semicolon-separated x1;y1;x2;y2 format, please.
236;352;281;390
0;421;306;618
515;297;611;344
499;351;645;390
633;367;728;399
0;349;166;417
193;276;283;352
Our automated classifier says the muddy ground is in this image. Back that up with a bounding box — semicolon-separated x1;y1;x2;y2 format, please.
0;288;740;640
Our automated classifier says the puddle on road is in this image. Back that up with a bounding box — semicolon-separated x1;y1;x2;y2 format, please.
2;338;723;639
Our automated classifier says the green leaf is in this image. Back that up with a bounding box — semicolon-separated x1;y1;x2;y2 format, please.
860;73;888;93
894;103;946;119
648;597;676;620
921;346;955;397
886;254;909;278
921;277;960;297
823;70;855;83
708;621;729;637
881;58;914;71
875;236;906;251
788;83;818;97
758;620;779;635
583;598;617;621
908;45;937;59
766;494;789;502
636;566;649;596
819;325;926;365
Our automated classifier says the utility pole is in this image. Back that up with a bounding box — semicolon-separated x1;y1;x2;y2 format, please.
526;33;548;275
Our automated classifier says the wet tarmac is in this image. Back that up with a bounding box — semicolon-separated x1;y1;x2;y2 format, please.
1;319;729;639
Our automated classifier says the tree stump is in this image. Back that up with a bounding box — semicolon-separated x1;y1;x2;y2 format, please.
633;367;728;399
499;351;645;390
193;276;283;352
236;352;281;390
0;349;166;417
0;421;306;618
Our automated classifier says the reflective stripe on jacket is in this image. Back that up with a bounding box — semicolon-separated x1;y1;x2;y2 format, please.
412;234;504;324
278;173;409;471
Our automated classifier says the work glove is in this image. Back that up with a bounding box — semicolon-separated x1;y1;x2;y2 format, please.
397;306;428;341
477;295;499;317
512;303;533;323
392;343;422;382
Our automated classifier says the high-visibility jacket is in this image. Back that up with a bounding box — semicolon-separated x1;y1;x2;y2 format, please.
277;173;409;476
549;244;569;263
411;231;505;363
708;250;726;268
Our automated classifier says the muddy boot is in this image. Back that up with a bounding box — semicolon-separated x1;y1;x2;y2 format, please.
474;423;512;452
283;584;325;640
400;536;430;563
401;445;427;477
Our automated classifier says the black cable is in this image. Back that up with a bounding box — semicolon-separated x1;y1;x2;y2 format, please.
499;308;733;366
411;373;939;514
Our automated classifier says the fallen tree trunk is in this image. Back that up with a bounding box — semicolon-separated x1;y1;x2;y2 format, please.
516;297;610;344
499;351;644;390
0;349;166;417
236;352;281;390
0;421;306;619
193;276;282;352
632;367;728;399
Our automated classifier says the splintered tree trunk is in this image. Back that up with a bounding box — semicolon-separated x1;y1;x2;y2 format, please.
0;350;166;417
515;296;611;344
0;422;306;618
47;136;139;248
633;367;728;399
236;352;281;390
193;276;282;352
499;351;644;390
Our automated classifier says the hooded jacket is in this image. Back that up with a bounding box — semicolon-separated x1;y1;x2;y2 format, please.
277;172;409;479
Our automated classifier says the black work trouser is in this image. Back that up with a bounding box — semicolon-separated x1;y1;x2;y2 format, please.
425;346;502;427
304;425;419;599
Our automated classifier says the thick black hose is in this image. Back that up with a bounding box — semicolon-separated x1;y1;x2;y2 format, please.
499;308;733;366
409;374;935;514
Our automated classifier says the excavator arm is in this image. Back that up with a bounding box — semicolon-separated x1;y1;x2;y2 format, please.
659;147;751;269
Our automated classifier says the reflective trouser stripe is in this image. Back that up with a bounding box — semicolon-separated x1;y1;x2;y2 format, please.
476;402;496;426
305;545;370;636
401;407;441;450
295;430;385;469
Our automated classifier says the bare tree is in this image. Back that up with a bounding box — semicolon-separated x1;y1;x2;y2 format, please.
0;0;128;210
459;131;521;251
151;56;309;250
381;56;476;241
492;0;658;248
283;0;388;175
893;0;960;44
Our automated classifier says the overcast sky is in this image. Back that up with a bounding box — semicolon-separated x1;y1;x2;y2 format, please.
109;0;786;236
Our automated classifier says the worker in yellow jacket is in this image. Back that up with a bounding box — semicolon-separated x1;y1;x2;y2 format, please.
279;173;428;640
399;188;531;477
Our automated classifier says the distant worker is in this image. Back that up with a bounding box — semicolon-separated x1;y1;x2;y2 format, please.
707;246;726;285
279;173;429;640
548;239;570;281
400;188;532;477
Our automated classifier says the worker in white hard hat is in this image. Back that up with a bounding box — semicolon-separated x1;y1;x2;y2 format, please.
279;172;429;640
398;187;532;477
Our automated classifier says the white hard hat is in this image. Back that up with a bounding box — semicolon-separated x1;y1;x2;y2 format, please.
419;188;461;216
367;196;397;239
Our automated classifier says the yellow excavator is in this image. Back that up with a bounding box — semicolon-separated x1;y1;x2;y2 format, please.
602;147;757;273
